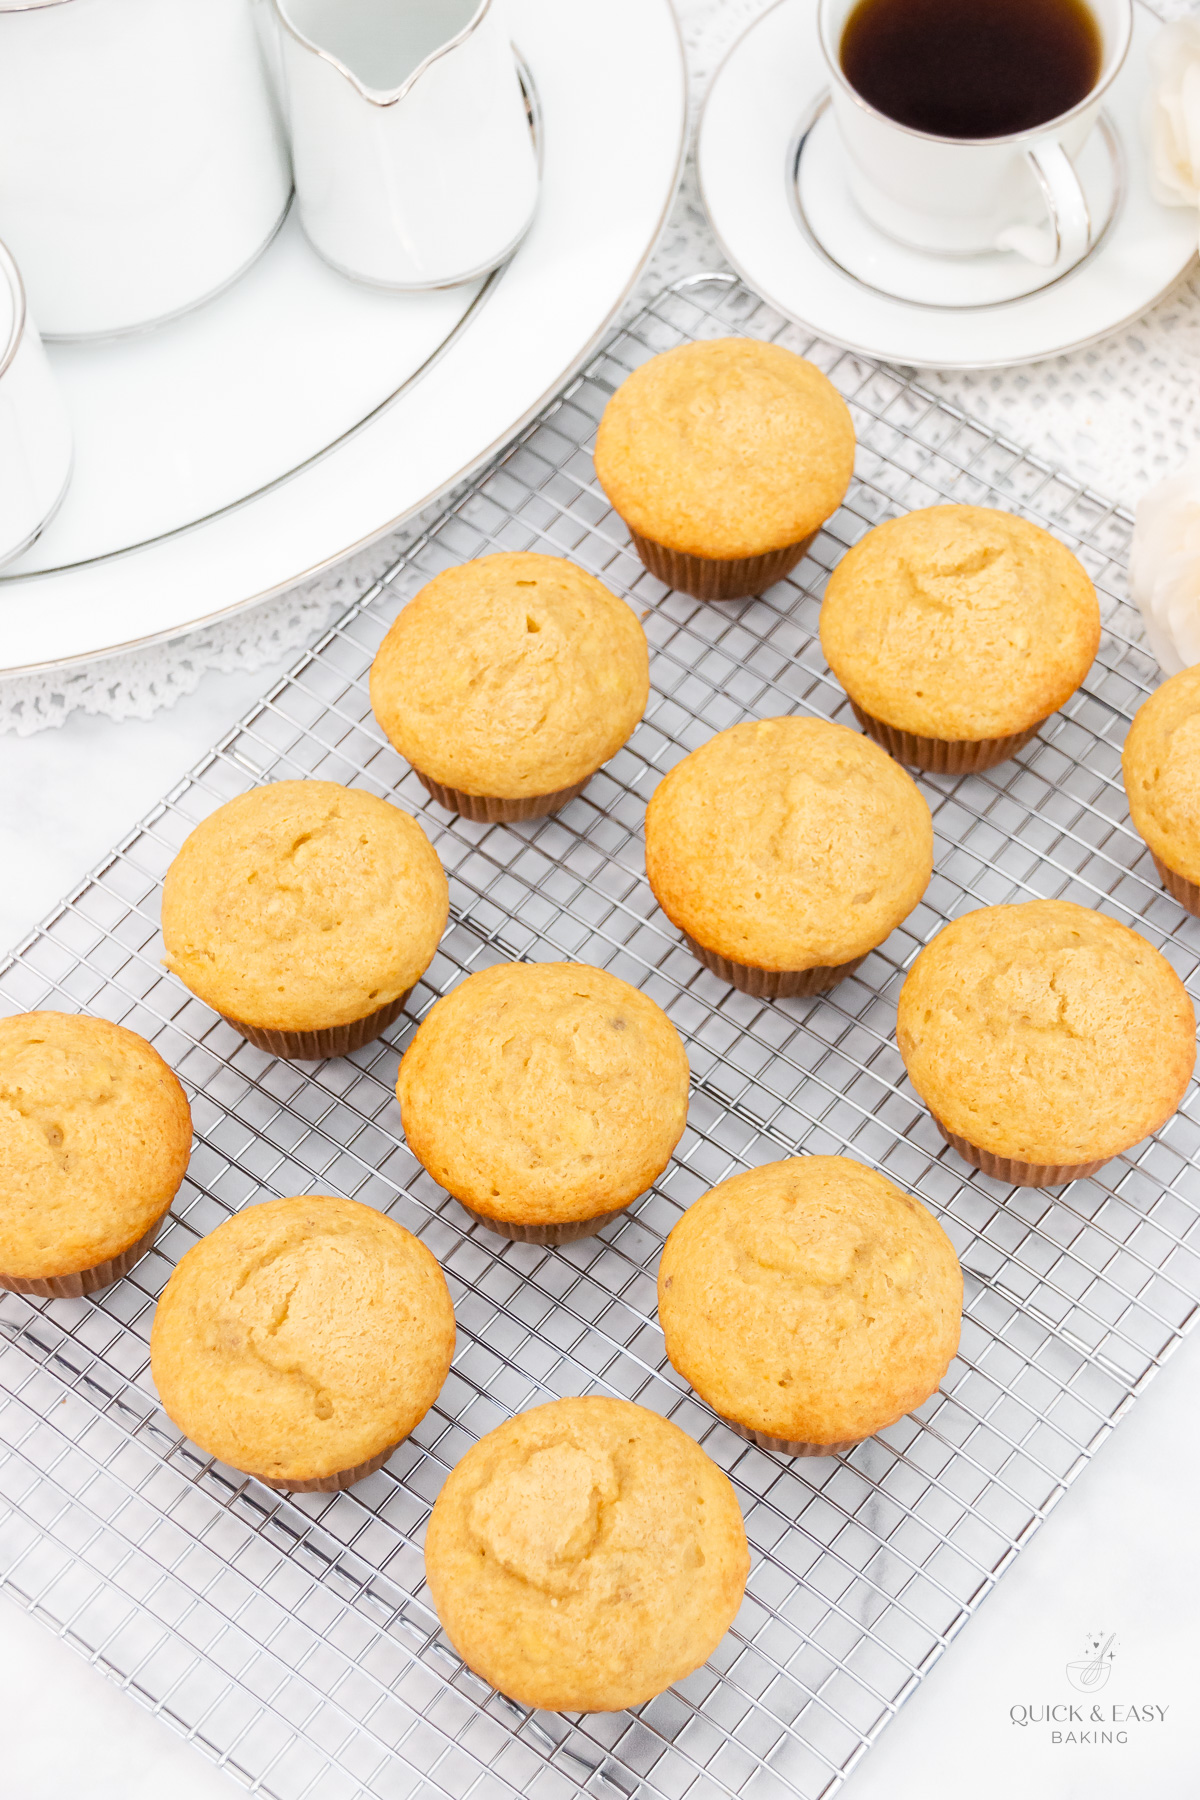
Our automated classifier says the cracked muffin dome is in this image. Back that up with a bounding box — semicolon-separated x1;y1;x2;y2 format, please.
396;962;690;1238
161;780;448;1036
820;505;1100;748
897;900;1196;1175
1123;664;1200;904
0;1011;191;1290
150;1195;455;1489
369;552;649;804
424;1397;749;1712
644;716;933;976
658;1157;962;1451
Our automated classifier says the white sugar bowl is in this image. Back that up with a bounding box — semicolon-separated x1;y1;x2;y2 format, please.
0;239;73;569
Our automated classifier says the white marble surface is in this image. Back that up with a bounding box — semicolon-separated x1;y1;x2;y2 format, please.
0;1590;236;1800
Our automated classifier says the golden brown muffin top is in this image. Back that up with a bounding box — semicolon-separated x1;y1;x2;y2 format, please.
150;1195;455;1484
658;1157;961;1446
0;1011;191;1280
369;554;649;800
423;1397;749;1712
162;781;448;1033
397;962;689;1227
820;506;1100;742
897;900;1196;1167
644;716;933;972
1123;665;1200;886
593;338;856;560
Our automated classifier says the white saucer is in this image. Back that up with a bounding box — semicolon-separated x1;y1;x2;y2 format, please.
796;102;1121;308
698;0;1196;369
0;0;685;675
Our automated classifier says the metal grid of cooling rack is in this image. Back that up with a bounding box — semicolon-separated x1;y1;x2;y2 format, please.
2;272;1199;1800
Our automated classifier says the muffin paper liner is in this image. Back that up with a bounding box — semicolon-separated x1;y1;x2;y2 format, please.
933;1116;1107;1188
849;701;1045;774
685;935;865;999
0;1214;164;1300
251;1441;402;1494
415;772;590;822
222;992;412;1060
722;1416;864;1458
1152;853;1200;918
456;1201;628;1245
627;530;816;602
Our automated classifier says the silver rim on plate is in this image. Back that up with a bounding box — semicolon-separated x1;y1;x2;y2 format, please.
0;0;687;674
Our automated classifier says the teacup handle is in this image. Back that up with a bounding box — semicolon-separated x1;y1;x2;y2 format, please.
993;142;1091;269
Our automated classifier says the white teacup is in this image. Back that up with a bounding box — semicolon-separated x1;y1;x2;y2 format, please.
818;0;1132;269
0;239;72;570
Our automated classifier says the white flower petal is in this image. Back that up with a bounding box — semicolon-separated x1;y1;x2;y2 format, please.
1149;22;1200;208
1131;454;1200;672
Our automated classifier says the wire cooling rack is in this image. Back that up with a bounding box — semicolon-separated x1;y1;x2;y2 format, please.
2;273;1199;1800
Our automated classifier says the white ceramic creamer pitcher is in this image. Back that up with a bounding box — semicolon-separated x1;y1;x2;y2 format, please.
273;0;540;288
0;0;292;339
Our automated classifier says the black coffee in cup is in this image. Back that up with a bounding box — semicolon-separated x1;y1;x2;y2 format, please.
840;0;1103;141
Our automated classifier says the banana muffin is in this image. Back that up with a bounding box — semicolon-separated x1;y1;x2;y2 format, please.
659;1156;962;1455
820;505;1100;772
593;337;856;601
897;900;1196;1185
644;715;933;997
151;1194;455;1492
1122;664;1200;915
162;780;448;1058
424;1397;749;1712
369;553;649;821
0;1011;191;1298
396;962;689;1244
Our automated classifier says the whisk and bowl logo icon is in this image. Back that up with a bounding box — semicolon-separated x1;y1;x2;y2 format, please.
1065;1632;1116;1693
1008;1631;1169;1744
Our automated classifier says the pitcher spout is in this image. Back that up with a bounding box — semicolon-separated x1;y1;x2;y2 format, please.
272;0;492;106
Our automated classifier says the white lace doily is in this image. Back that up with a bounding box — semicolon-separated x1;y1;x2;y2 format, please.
3;0;1197;737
